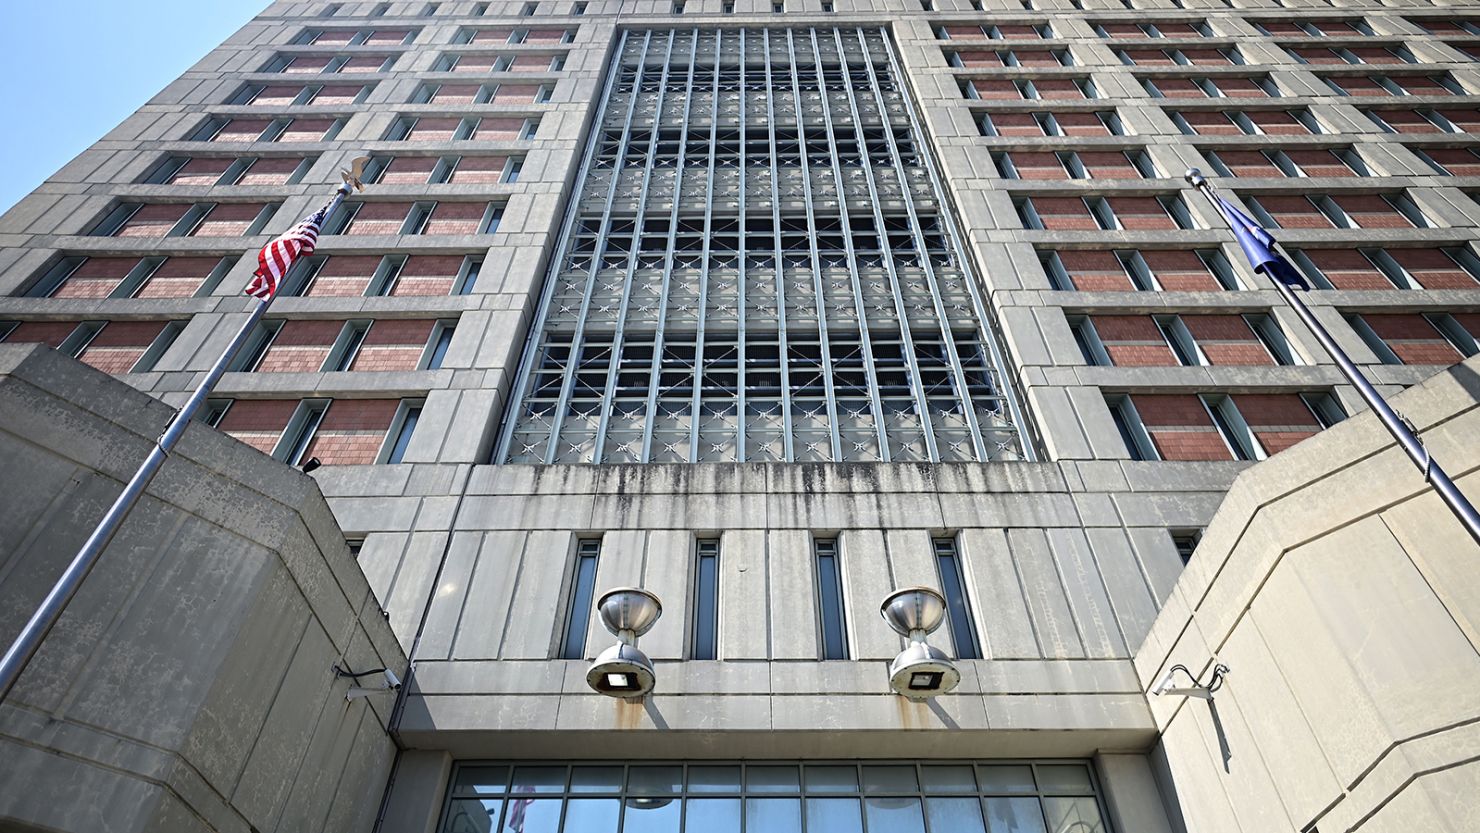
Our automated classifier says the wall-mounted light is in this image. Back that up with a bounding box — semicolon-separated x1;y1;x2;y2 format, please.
880;587;960;700
1152;663;1229;700
586;587;662;700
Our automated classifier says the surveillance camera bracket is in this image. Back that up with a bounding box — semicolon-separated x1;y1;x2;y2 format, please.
1153;663;1229;700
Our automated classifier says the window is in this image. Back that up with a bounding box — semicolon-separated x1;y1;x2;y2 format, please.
691;539;720;660
276;400;330;465
814;537;848;660
1106;395;1157;460
1245;313;1298;365
523;1;538;14
502;157;524;184
423;321;457;369
382;400;423;463
1301;392;1347;428
573;1;587;12
772;2;784;12
559;539;602;659
328;320;371;371
455;257;483;294
1067;316;1110;365
932;536;982;660
1201;393;1263;461
1170;530;1202;564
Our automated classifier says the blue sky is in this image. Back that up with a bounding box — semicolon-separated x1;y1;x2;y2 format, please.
0;2;266;213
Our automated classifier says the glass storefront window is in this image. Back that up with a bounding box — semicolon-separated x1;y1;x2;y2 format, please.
440;761;1111;833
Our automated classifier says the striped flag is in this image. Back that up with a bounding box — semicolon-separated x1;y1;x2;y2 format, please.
244;206;327;299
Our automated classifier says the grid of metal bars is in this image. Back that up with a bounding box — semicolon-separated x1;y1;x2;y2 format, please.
496;27;1032;464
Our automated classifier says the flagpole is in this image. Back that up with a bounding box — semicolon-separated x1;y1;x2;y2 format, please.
1185;168;1480;547
0;170;365;703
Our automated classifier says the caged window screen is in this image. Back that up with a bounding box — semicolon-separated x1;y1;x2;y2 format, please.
495;27;1032;464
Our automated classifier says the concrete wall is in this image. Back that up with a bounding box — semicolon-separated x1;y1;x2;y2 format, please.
0;344;405;833
1137;354;1480;833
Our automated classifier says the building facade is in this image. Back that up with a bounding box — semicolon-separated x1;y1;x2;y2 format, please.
2;0;1480;830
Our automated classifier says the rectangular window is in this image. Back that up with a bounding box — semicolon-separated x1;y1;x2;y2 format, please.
692;539;720;660
559;539;602;659
1170;530;1202;564
276;399;330;465
932;536;982;660
423;320;457;369
382;400;423;463
814;537;848;660
1107;395;1158;460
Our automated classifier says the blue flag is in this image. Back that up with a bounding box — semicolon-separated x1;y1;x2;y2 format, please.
1217;196;1310;290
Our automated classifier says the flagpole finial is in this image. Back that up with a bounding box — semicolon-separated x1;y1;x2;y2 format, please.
1184;167;1206;189
340;155;371;193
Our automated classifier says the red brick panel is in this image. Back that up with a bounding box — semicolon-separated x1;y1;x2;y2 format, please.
1256;21;1306;35
1034;79;1086;100
1157;22;1207;36
489;84;543;104
312;84;365;105
1419;20;1471;33
364;29;411;44
1249;110;1311;135
1421;147;1480;175
1333;194;1414;228
391;256;462;296
135;257;221;299
1108;197;1177;230
971;80;1020;100
1231;393;1322;454
943;25;986;38
1151;78;1208;99
1376;109;1447;134
1182;315;1274;365
1009;49;1062;67
283;56;334;74
214;119;272;142
1008;152;1068;180
1056;251;1135;291
1286;149;1356;177
986;112;1040;136
1099;23;1148;37
348;320;436;371
1125;49;1176;66
311;30;358;45
474;117;528;140
217;399;299;455
448;156;508;184
1348;46;1406;64
423;203;487;235
1398;76;1457;95
306;255;381;296
380;156;439;185
1259;196;1332;229
303;399;402;464
1182;48;1233;65
1291;47;1348;65
513;57;551;72
1089;315;1177;366
1030;198;1099;231
452;54;499;73
1130;394;1231;461
76;321;168;374
52;258;137;299
954;51;1001;67
1362;314;1463;364
406;117;463;142
255;320;344;373
1438;109;1480;132
431;83;482;104
1389;248;1480;288
341;55;392;72
278;118;337;142
1056;113;1114;136
1302;249;1394;289
1217;77;1273;97
1452;313;1480;337
344;202;412;235
1;321;79;349
525;29;570;43
190;203;267;237
1331;76;1391;96
471;27;517;42
236;158;303;186
1142;251;1223;290
996;24;1043;38
1178;111;1242;135
1079;151;1142;178
1216;151;1283;177
115;204;190;238
252;85;305;106
1321;20;1370;35
170;158;234;185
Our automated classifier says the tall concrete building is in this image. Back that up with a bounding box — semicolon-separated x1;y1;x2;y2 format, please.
2;0;1480;831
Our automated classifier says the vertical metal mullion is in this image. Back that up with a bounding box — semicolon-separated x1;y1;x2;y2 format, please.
689;29;724;462
873;26;1039;462
858;29;959;461
735;29;749;461
786;28;844;462
834;27;937;461
764;29;797;461
639;29;699;462
592;29;678;462
810;28;890;461
538;30;649;464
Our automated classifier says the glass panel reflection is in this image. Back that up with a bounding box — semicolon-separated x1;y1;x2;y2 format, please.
805;765;859;793
864;797;926;833
1041;797;1105;833
1035;765;1094;794
501;798;560;833
623;797;682;833
443;799;500;833
628;766;683;796
806;798;864;833
687;766;741;793
862;765;919;794
562;799;619;832
570;766;623;793
921;765;977;793
746;798;803;833
978;765;1037;794
747;766;801;793
511;767;566;793
926;797;987;833
453;766;510;796
984;796;1048;833
685;798;742;833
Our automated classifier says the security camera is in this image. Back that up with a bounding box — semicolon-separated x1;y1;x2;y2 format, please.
384;668;402;690
1152;663;1228;700
334;662;403;701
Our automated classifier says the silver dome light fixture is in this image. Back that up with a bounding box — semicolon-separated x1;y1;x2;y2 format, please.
880;587;960;700
586;587;663;700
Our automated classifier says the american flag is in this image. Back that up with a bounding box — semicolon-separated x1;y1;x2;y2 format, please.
244;206;327;299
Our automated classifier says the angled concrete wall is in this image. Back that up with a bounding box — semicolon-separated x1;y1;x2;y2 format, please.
1137;354;1480;833
0;344;405;833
